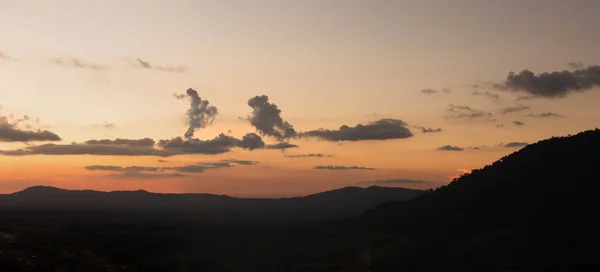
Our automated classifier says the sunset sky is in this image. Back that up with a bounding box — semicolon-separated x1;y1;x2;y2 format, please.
1;0;599;197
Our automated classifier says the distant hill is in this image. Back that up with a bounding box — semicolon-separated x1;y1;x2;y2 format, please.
352;129;600;270
0;185;424;222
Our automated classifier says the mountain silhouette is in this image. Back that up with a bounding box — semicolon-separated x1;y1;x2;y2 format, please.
0;185;424;222
350;129;600;270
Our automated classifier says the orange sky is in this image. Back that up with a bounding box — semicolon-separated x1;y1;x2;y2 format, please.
1;1;600;196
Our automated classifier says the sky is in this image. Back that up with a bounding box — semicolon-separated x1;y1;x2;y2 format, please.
1;0;599;197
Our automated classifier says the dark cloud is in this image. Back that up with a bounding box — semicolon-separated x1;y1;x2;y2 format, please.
419;127;442;133
420;88;450;94
158;133;269;154
157;159;169;163
301;119;413;141
501;104;530;115
245;95;296;141
314;165;376;171
238;133;265;150
445;105;493;120
265;142;299;149
527;112;564;118
128;58;186;73
174;88;219;139
497;65;600;98
421;88;437;94
437;145;464;151
85;164;183;179
286;153;333;158
1;143;172;157
504;142;528;148
496;124;505;128
110;171;184;179
467;146;481;150
513;121;525;126
359;179;425;186
472;91;500;102
84;138;155;147
1;132;278;157
222;159;260;165
567;62;584;69
49;57;108;70
0;115;61;142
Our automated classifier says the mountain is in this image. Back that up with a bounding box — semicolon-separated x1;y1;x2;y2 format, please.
0;185;424;222
348;129;600;270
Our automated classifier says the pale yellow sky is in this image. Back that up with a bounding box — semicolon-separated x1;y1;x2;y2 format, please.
1;0;599;196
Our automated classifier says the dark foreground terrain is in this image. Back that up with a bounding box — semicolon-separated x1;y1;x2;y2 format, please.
2;129;600;271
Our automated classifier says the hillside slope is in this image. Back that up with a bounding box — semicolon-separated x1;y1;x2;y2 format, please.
356;129;600;271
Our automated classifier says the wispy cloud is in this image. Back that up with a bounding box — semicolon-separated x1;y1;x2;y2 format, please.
445;105;493;120
127;58;186;73
501;104;530;115
286;153;333;158
314;165;376;171
472;91;500;102
527;112;564;118
513;120;525;126
49;57;108;70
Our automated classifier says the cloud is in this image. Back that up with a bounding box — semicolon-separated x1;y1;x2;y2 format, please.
128;58;186;73
359;179;425;186
49;57;108;70
567;62;584;69
527;112;564;118
158;133;269;154
501;104;530;115
314;165;376;171
0;51;15;61
175;88;219;139
111;171;184;179
86;165;160;172
1;133;279;157
513;120;525;126
0;115;62;142
84;138;156;147
1;143;172;157
421;88;437;94
437;145;464;151
301;119;413;141
85;164;184;179
419;127;442;133
420;88;450;94
157;159;169;163
245;95;296;141
496;124;504;128
497;65;600;98
265;142;299;149
286;153;333;158
503;142;528;148
472;91;500;102
445;105;493;120
222;159;260;165
102;122;115;129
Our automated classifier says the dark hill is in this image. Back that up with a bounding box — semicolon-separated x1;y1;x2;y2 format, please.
0;185;424;222
353;129;600;271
